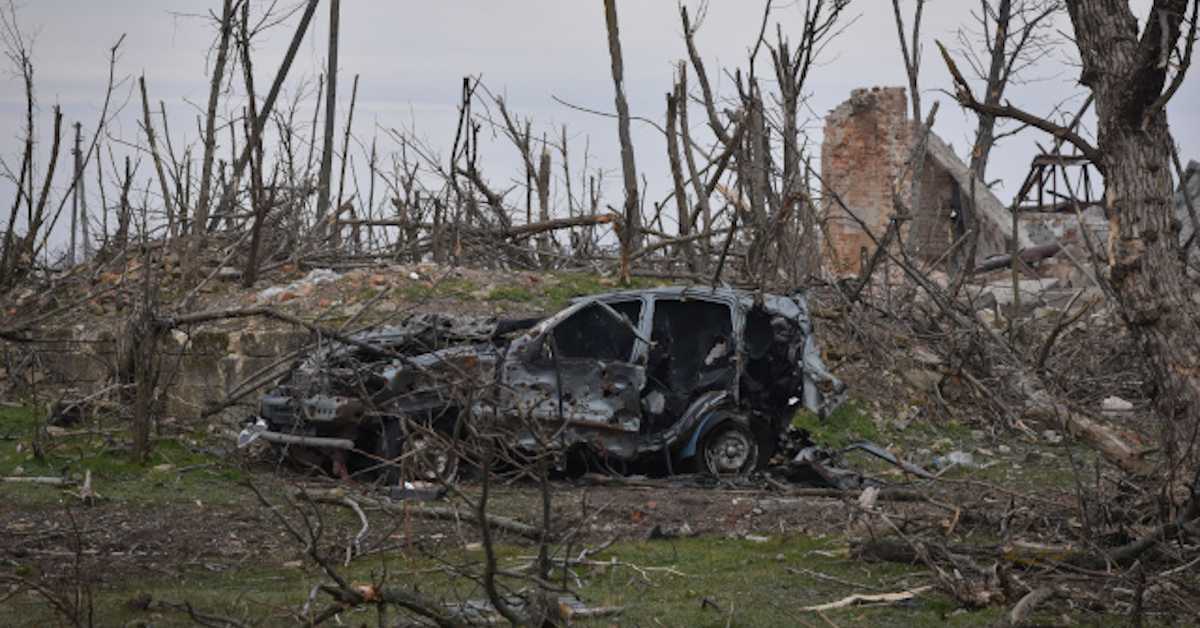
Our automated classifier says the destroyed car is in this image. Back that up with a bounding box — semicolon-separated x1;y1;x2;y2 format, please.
240;287;846;479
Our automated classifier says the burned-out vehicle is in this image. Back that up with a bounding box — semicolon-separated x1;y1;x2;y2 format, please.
240;287;846;479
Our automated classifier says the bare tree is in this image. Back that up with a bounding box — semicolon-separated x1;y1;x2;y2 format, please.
769;1;850;280
315;0;340;233
603;0;641;284
892;0;927;121
943;0;1200;486
957;0;1063;181
186;0;235;282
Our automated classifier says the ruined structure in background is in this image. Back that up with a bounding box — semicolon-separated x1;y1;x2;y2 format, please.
821;87;1029;274
818;87;1129;280
819;87;1199;307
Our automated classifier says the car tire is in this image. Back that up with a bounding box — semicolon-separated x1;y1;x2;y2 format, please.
700;420;759;476
400;426;460;484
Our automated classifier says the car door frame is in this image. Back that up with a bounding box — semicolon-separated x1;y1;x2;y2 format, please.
500;295;649;434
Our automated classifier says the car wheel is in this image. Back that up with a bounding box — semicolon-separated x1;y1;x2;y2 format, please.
401;430;460;484
701;421;759;476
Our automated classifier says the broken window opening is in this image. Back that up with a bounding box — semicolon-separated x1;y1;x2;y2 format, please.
742;305;804;414
643;299;734;432
549;300;642;363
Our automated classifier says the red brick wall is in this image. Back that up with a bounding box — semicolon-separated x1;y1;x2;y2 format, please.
821;86;957;274
822;87;909;274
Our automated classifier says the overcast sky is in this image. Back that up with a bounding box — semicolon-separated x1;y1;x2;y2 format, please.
2;1;1197;249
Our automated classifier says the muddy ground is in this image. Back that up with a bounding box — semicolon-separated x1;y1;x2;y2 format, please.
2;270;1188;626
1;401;1122;627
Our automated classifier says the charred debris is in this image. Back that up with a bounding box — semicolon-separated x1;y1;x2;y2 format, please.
238;286;922;488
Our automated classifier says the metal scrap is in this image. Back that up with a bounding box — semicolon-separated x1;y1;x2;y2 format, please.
244;287;849;483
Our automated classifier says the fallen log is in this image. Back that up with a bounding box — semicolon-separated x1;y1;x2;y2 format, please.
1021;399;1151;476
294;488;546;542
257;431;355;450
1;476;73;486
973;243;1062;273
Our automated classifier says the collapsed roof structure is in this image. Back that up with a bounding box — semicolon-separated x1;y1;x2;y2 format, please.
821;87;1199;285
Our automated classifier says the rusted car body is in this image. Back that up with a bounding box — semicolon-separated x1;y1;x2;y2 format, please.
242;287;845;477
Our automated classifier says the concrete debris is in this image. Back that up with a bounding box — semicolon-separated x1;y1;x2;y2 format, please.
388;481;444;502
1102;396;1135;414
256;268;341;303
966;278;1065;315
1042;430;1064;445
932;450;977;469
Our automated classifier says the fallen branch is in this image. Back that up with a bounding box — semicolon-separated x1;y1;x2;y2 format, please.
936;40;1104;170
1005;586;1058;626
342;496;368;566
336;213;616;241
799;586;933;612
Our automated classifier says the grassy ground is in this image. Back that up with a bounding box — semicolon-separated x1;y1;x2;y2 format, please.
0;399;1107;626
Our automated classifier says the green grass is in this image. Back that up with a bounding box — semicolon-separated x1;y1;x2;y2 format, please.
0;405;247;507
574;535;1002;626
793;399;880;449
539;272;665;310
0;402;1080;626
485;286;536;302
2;531;1005;627
397;277;480;302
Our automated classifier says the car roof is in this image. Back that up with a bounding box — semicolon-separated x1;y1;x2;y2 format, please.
568;284;796;307
569;285;778;306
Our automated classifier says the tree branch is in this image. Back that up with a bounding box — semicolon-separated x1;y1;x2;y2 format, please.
936;39;1105;171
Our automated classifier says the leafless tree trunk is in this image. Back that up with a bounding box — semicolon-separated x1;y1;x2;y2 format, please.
770;2;846;281
186;0;235;282
536;143;553;259
75;122;91;260
944;0;1200;486
893;0;929;261
139;76;175;245
892;0;926;121
675;62;712;274
211;0;321;239
69;122;80;266
23;106;63;269
240;0;268;287
315;0;340;235
963;0;1062;181
603;0;641;283
1069;0;1200;478
665;74;696;272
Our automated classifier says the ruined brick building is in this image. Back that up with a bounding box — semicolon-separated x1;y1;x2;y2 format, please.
820;87;1031;274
